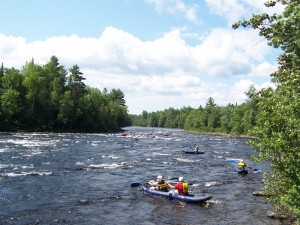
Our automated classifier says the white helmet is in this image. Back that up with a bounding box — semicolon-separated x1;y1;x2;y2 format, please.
157;175;163;180
179;177;184;182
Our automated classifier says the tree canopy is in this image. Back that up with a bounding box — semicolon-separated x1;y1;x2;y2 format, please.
131;95;257;136
0;56;131;132
233;0;300;221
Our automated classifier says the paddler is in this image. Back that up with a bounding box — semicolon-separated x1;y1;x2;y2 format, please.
149;175;168;192
237;160;247;170
194;145;199;154
168;177;189;196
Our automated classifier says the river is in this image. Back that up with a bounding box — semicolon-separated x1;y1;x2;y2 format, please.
0;126;279;225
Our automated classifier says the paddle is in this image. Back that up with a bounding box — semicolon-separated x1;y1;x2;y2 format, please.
253;168;262;173
188;143;194;149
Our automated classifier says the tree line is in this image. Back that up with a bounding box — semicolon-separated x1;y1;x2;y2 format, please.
131;90;257;136
0;56;131;132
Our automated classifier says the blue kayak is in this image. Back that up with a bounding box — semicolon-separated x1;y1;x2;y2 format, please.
141;184;212;203
182;150;205;155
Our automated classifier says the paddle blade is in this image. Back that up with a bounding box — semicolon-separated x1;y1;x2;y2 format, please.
229;159;236;163
253;169;262;174
131;183;142;187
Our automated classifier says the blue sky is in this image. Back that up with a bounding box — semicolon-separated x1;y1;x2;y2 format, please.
0;0;283;114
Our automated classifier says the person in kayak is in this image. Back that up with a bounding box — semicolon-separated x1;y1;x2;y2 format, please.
168;177;189;195
149;175;168;192
237;160;247;170
194;145;199;153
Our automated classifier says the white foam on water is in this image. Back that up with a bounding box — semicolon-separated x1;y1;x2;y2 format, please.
93;133;108;137
0;148;8;152
108;154;120;159
0;163;35;170
1;171;53;177
89;162;125;169
20;149;44;157
20;164;35;169
102;154;120;159
175;158;195;163
152;152;169;156
204;181;219;187
209;199;224;204
4;138;58;147
0;163;17;169
156;137;173;141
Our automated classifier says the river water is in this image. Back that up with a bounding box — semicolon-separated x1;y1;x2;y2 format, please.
0;126;279;225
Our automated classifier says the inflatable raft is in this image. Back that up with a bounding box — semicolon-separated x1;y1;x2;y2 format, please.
131;183;212;203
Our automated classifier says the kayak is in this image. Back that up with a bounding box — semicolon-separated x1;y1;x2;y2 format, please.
141;184;212;203
182;150;205;154
235;166;248;175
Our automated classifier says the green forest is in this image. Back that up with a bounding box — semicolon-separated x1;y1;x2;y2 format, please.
131;90;257;136
0;56;131;132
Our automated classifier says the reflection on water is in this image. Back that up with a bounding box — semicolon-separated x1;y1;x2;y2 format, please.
0;127;279;225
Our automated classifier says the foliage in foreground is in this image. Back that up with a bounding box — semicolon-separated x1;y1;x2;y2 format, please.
233;0;300;221
0;56;131;132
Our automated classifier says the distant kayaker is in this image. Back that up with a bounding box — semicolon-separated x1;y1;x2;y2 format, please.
237;160;247;170
133;136;139;141
194;145;199;153
149;175;168;192
168;177;189;196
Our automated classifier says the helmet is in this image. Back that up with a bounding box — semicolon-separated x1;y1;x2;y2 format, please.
240;160;244;163
157;175;163;180
179;177;184;182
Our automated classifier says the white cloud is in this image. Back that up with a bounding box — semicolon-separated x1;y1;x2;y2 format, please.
250;61;277;78
205;0;285;25
144;0;201;24
0;25;277;114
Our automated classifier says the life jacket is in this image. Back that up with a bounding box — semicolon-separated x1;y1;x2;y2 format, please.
156;180;168;192
175;182;189;195
183;182;189;195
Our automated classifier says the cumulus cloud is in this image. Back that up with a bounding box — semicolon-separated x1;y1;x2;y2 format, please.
144;0;201;24
0;24;277;114
205;0;285;25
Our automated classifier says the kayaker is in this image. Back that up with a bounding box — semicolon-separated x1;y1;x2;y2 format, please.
149;175;168;192
168;177;189;195
237;160;247;170
194;146;199;153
